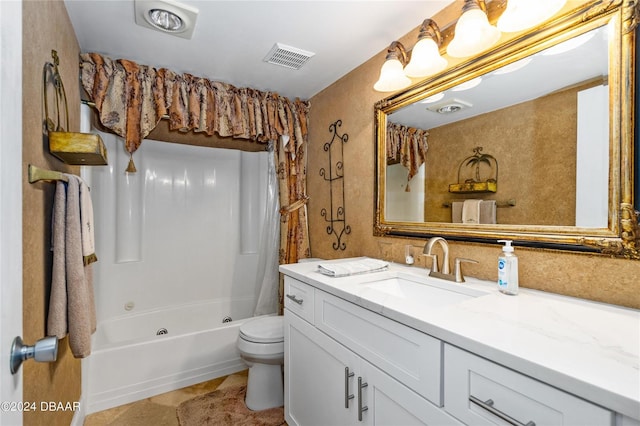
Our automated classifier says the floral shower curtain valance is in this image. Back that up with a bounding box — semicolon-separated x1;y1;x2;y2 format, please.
386;122;429;191
80;53;310;172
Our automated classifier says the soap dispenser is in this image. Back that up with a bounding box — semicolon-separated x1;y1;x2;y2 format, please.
497;240;519;295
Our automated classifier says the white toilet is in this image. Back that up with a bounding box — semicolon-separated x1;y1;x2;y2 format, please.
237;315;284;411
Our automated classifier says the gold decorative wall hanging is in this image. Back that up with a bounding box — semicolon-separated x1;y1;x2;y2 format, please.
43;50;107;165
320;120;351;250
449;146;497;193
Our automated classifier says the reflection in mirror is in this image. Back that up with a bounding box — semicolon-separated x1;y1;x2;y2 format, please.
375;1;639;258
385;25;609;228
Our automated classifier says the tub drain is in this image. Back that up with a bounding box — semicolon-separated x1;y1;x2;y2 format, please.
222;316;232;323
156;328;168;335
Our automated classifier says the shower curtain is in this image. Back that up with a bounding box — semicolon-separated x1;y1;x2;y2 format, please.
253;150;280;316
79;53;311;315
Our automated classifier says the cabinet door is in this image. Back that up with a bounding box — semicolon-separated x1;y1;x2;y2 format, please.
284;309;358;426
359;360;463;426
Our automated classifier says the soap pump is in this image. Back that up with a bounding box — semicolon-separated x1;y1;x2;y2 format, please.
497;240;519;295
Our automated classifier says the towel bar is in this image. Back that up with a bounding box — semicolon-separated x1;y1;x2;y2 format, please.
442;199;516;208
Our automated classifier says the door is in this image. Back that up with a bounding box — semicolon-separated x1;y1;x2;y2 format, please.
0;1;24;425
284;310;357;426
359;360;463;426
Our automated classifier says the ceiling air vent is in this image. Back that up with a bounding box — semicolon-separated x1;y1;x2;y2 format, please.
264;43;315;70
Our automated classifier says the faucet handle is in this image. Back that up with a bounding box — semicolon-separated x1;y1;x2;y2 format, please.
454;257;478;283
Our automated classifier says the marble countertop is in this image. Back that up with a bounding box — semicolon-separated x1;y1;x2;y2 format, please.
280;257;640;420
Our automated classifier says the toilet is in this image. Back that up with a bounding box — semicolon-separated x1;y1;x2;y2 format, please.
237;315;284;411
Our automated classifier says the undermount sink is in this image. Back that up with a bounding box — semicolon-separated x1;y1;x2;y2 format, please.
359;273;489;310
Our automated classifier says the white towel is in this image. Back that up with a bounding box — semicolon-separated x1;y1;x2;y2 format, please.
462;199;482;224
318;258;389;277
453;200;497;224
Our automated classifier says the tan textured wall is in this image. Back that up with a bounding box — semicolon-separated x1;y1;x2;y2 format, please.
22;1;81;425
425;85;578;225
307;1;640;309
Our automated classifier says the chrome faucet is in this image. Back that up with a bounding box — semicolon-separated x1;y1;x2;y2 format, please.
423;237;478;283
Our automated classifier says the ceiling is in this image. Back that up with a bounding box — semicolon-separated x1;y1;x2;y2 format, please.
64;0;455;100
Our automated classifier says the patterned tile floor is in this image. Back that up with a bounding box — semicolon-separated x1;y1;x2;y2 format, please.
83;370;249;426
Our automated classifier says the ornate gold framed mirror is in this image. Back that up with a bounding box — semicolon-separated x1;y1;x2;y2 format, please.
374;1;640;259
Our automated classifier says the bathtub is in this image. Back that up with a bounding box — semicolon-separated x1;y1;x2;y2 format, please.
82;298;268;414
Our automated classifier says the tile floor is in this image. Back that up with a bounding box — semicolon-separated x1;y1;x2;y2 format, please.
83;370;249;426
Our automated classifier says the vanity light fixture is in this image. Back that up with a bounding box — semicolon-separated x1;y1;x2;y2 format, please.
135;0;199;39
497;0;567;33
447;0;501;58
374;0;567;92
404;19;448;78
373;41;412;92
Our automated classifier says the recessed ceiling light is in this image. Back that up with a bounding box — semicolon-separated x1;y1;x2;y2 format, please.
148;9;183;32
135;0;198;40
426;98;472;114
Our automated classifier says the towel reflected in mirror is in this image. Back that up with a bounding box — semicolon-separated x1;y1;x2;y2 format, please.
452;200;497;224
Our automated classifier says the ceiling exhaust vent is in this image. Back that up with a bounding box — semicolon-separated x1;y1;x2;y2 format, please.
264;43;315;70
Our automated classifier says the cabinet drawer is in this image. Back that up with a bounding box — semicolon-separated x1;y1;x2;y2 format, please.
444;344;614;426
284;277;314;323
315;290;443;406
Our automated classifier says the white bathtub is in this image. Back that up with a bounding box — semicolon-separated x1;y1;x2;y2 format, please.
82;298;266;414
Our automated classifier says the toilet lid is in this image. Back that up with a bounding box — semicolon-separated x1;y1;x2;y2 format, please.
239;316;284;343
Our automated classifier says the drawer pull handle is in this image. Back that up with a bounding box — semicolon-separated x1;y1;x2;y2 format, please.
469;395;536;426
286;294;303;305
344;367;355;408
357;376;368;421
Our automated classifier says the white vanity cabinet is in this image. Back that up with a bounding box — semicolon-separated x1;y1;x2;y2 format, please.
280;260;640;426
284;277;462;426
